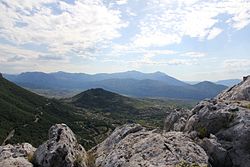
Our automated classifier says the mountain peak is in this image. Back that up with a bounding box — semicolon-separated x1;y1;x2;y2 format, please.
195;81;214;85
125;70;142;74
153;71;165;76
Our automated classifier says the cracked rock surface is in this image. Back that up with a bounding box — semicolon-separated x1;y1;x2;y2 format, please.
33;123;87;167
185;76;250;167
0;143;35;167
91;124;208;167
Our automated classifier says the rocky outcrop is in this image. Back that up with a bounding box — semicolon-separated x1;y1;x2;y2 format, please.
90;124;209;167
217;76;250;101
164;108;191;132
33;124;87;167
184;99;236;136
184;76;250;167
0;143;35;167
0;124;210;167
186;100;250;167
198;134;231;167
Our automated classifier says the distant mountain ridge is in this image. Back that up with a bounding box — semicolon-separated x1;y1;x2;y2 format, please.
3;71;228;100
215;79;241;87
186;79;241;87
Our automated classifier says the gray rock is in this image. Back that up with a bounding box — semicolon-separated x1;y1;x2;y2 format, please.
217;75;250;101
33;124;87;167
0;157;33;167
0;143;35;167
164;108;191;132
184;76;250;167
184;99;234;136
91;124;209;167
198;135;231;167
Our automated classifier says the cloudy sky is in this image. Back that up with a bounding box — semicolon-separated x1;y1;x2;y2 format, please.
0;0;250;81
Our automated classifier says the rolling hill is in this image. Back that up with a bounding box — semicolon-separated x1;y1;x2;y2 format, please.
4;71;227;100
0;74;186;149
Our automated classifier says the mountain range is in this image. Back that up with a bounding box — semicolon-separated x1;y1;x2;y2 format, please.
3;71;228;100
0;73;185;149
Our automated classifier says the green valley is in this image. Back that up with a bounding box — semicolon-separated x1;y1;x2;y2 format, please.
0;74;194;150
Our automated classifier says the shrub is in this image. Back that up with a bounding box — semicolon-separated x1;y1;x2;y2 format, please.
198;127;207;139
27;152;34;163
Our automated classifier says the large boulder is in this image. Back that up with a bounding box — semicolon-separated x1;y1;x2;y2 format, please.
33;124;87;167
164;108;191;132
184;99;235;136
0;143;35;167
198;134;231;167
184;76;250;167
217;76;250;101
90;124;209;167
186;101;250;167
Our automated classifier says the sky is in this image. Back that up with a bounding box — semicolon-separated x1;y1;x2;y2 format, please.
0;0;250;81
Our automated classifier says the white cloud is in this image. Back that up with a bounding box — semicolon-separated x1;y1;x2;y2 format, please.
110;44;176;58
133;32;181;47
207;27;223;40
181;52;206;58
0;43;43;60
0;43;69;67
133;0;250;48
138;58;198;67
0;0;127;56
223;59;250;73
116;0;128;5
229;9;250;30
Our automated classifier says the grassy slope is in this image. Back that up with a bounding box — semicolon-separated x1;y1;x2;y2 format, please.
0;75;85;146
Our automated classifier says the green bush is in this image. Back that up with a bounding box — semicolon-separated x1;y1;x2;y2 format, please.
198;127;207;139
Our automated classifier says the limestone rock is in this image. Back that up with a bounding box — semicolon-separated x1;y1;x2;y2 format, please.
164;108;191;132
185;88;250;167
217;75;250;101
0;143;35;167
33;123;87;167
184;99;233;136
198;135;231;167
91;124;209;167
0;157;33;167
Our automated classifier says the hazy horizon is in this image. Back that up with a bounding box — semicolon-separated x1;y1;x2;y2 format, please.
0;0;250;81
3;70;243;82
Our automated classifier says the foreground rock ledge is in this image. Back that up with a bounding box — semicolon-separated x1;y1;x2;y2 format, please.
0;143;35;167
0;123;209;167
90;124;209;167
